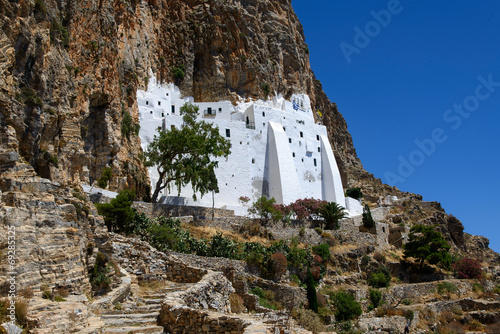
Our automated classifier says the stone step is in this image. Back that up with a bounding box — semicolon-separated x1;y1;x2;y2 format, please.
137;304;162;313
102;325;164;334
101;312;159;326
143;298;163;305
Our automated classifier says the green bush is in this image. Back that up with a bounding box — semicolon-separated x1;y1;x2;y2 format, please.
250;287;281;310
306;270;318;312
437;282;459;296
96;189;136;233
346;187;363;200
291;308;326;334
362;204;375;229
261;82;270;97
97;167;112;188
369;289;383;308
121;110;140;138
331;291;362;321
312;243;330;263
368;266;391;288
209;232;239;259
90;252;111;294
172;64;185;79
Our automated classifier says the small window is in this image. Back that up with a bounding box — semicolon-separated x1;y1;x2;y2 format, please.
300;131;303;138
382;227;386;233
252;158;255;164
240;141;242;145
150;110;153;114
318;147;321;152
314;158;317;167
301;158;304;162
292;152;295;157
289;138;292;144
226;129;230;138
166;93;169;96
283;127;286;131
161;112;164;117
316;135;320;141
146;101;149;105
262;112;265;117
219;108;222;112
263;123;266;127
158;101;161;106
171;105;175;113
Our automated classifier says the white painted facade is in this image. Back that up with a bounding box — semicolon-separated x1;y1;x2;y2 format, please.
138;78;352;216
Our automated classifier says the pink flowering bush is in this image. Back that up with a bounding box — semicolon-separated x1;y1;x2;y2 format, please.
289;198;327;221
451;258;483;279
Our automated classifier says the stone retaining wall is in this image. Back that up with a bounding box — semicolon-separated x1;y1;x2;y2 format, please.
133;202;235;219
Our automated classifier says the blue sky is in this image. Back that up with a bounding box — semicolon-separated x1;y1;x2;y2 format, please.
291;1;500;253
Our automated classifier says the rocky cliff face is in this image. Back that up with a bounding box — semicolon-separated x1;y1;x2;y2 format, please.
0;0;360;198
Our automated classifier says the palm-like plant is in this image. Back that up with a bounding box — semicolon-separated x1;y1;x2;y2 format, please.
319;202;348;230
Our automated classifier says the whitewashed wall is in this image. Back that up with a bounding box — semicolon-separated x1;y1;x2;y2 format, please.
138;79;355;216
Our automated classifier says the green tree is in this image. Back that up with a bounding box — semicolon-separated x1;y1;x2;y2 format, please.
145;103;231;203
248;196;280;225
362;204;375;229
319;202;347;230
96;190;136;233
331;291;362;321
346;187;363;200
403;224;451;269
306;269;318;313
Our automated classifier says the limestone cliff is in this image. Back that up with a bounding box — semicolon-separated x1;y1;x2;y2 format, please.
0;0;360;198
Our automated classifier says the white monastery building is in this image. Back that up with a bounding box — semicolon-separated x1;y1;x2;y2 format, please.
137;78;362;216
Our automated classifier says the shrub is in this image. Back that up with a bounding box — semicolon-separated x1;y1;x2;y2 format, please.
437;282;459;296
362;204;375;229
15;298;28;327
472;282;484;293
368;266;391;288
291;308;326;334
229;293;246;313
121;110;140;138
54;295;66;302
90;252;111;294
270;252;288;281
312;243;330;263
172;64;185;79
314;227;322;235
346;187;363;200
261;82;270;97
306;270;318;312
248;196;279;225
96;189;136;233
330;290;362;321
493;285;500;295
97;167;112;188
299;227;306;237
451;258;483;279
369;289;383;308
209;232;239;259
250;287;281;310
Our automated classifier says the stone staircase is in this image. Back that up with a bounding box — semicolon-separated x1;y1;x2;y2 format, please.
86;281;194;334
